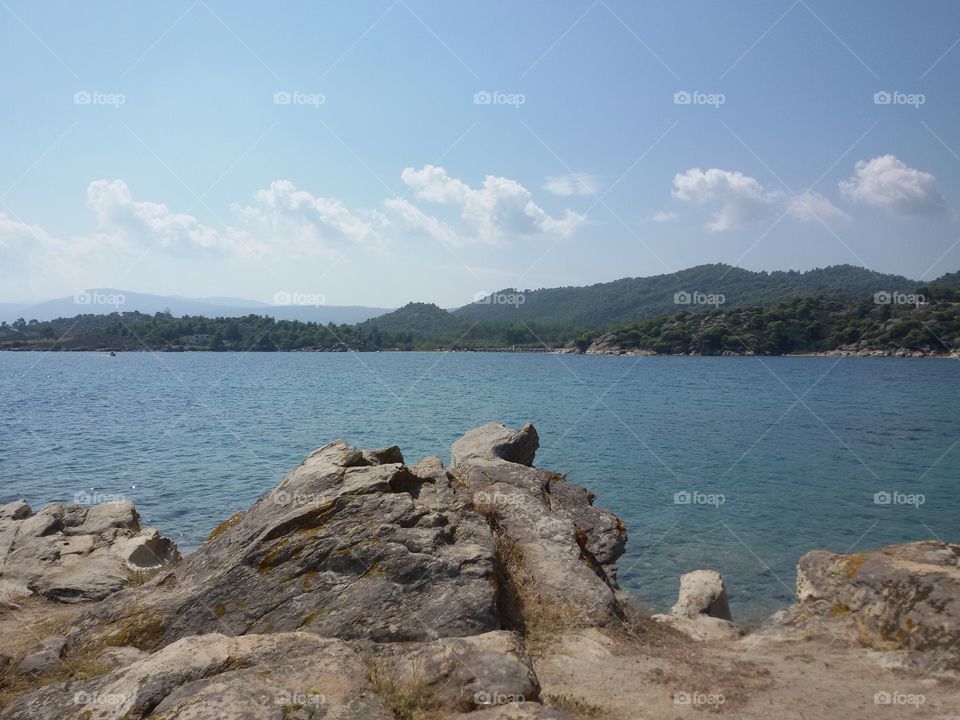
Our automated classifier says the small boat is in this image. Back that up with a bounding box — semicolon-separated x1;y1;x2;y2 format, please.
109;351;117;357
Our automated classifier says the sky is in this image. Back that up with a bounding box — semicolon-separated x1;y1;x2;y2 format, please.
1;0;959;308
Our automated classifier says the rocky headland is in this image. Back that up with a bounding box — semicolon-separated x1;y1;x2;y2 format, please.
1;423;958;719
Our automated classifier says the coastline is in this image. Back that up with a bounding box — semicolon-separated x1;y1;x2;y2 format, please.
0;346;955;358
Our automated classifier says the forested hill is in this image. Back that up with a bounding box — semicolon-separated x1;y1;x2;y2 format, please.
453;264;929;326
2;264;959;353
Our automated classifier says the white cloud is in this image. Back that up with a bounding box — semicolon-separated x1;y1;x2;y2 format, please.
672;168;847;231
87;179;243;252
839;155;946;216
0;212;63;254
84;178;385;261
234;179;383;255
0;210;135;300
399;165;584;244
543;172;601;197
672;168;774;231
650;211;677;223
383;197;460;246
786;191;850;224
2;167;584;295
0;210;127;264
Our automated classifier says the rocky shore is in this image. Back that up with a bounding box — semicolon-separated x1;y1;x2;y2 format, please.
1;423;958;719
580;332;956;357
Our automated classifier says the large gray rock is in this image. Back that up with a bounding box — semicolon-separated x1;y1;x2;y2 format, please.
6;424;627;719
71;441;501;648
1;632;389;720
652;569;740;641
451;424;627;633
1;629;569;720
377;630;540;709
670;569;732;620
0;500;180;603
772;541;960;671
451;422;540;467
67;425;626;646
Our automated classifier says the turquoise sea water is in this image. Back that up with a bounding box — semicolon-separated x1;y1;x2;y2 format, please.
1;351;956;624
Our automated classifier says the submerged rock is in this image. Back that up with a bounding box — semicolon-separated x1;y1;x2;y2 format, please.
0;499;180;604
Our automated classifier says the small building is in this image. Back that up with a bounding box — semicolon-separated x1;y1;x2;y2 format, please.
182;334;211;345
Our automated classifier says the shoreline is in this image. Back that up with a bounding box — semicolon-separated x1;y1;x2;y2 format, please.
0;346;955;358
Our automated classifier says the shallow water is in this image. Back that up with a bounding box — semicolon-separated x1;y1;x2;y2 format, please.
1;351;956;624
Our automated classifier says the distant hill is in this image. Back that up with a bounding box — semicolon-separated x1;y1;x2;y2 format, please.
2;289;391;325
453;264;926;327
3;279;958;354
360;303;460;339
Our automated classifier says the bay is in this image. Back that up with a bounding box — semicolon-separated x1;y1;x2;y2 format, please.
1;351;956;624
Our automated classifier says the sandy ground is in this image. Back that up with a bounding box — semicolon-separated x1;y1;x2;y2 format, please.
533;622;960;720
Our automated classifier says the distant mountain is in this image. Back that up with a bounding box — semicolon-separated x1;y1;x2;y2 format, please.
453;264;929;327
2;289;391;325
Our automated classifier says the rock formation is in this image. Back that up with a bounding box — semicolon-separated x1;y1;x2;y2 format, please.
1;425;958;719
0;499;180;605
770;541;960;670
1;422;626;719
652;569;741;641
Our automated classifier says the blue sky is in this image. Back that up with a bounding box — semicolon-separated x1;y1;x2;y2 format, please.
1;0;959;307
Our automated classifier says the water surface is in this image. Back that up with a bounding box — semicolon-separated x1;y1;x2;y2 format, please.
1;351;956;624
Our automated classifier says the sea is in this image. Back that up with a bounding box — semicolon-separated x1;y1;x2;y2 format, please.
1;351;956;625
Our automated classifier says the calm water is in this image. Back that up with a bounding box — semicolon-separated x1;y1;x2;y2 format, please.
1;352;957;624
